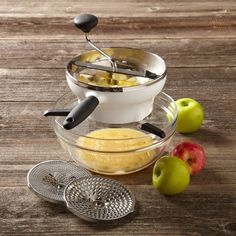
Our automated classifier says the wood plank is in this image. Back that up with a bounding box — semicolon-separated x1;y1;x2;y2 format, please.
0;39;235;69
0;68;70;102
0;0;234;40
0;67;235;102
0;186;235;235
0;0;235;17
0;16;235;40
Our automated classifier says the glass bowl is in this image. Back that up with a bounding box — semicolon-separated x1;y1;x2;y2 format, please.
53;92;177;175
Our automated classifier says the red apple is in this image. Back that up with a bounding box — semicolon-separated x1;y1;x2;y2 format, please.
171;141;206;175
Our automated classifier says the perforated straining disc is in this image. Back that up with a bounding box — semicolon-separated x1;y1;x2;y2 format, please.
64;176;135;222
27;160;92;204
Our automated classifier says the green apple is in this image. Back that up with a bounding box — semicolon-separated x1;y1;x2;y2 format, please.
152;156;190;195
176;98;204;133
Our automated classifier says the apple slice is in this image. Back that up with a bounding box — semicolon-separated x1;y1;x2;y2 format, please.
171;141;206;176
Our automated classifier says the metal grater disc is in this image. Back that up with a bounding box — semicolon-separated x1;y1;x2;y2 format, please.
64;176;135;222
27;160;92;204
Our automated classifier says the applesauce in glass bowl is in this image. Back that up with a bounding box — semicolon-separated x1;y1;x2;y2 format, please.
52;92;177;175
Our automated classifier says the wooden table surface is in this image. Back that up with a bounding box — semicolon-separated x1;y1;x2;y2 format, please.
0;1;236;235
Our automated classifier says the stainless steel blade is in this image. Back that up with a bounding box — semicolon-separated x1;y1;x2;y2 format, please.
74;61;158;79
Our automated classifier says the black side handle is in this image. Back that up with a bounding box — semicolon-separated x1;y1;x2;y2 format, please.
63;96;99;130
74;14;98;33
44;109;71;117
140;123;166;138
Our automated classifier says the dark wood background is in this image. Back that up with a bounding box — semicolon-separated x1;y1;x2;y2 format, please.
0;0;236;235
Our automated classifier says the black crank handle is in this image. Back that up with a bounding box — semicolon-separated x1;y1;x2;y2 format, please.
74;14;98;33
63;96;99;130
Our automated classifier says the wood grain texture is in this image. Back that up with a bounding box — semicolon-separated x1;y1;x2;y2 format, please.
0;0;235;17
0;0;235;40
0;16;235;40
0;0;236;235
0;39;235;69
